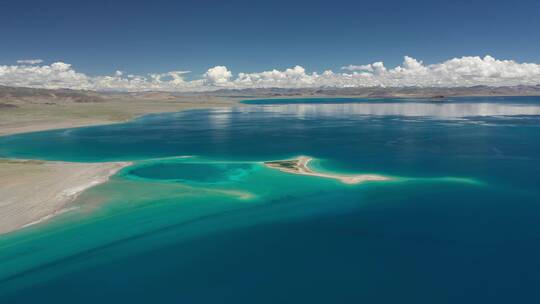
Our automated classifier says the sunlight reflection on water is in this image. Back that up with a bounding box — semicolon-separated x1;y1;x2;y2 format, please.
248;102;540;118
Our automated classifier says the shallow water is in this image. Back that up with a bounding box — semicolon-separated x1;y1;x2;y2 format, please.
0;97;539;303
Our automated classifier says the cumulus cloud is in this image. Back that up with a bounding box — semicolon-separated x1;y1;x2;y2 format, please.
16;59;43;65
342;64;373;72
204;66;232;85
235;66;318;87
0;61;89;89
1;55;540;92
341;62;387;74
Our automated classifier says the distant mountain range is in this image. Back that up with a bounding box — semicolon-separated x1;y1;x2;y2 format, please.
2;85;540;104
206;85;540;98
0;85;105;103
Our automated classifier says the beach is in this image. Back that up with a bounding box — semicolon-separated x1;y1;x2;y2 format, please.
0;159;131;235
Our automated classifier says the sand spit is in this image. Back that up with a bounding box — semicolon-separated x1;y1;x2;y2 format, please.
0;159;131;235
264;156;389;184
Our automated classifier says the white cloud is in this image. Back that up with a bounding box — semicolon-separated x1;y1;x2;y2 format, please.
16;59;43;65
204;66;232;86
1;55;540;92
0;61;89;89
341;64;373;72
236;66;317;87
341;62;387;74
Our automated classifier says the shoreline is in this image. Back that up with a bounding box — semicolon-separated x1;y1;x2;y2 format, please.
0;102;240;137
264;156;389;184
0;159;132;235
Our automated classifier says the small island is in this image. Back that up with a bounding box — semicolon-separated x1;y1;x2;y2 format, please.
264;156;390;184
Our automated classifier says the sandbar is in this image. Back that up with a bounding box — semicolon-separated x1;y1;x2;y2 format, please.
264;156;389;184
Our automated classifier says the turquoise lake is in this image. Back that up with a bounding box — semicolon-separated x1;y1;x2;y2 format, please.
0;97;539;303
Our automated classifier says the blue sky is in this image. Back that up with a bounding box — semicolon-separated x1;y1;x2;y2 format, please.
2;0;540;78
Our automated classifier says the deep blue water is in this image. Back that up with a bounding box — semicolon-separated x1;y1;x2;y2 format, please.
0;97;539;303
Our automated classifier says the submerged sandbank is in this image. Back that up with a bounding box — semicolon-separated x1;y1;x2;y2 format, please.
264;156;389;184
0;159;131;235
